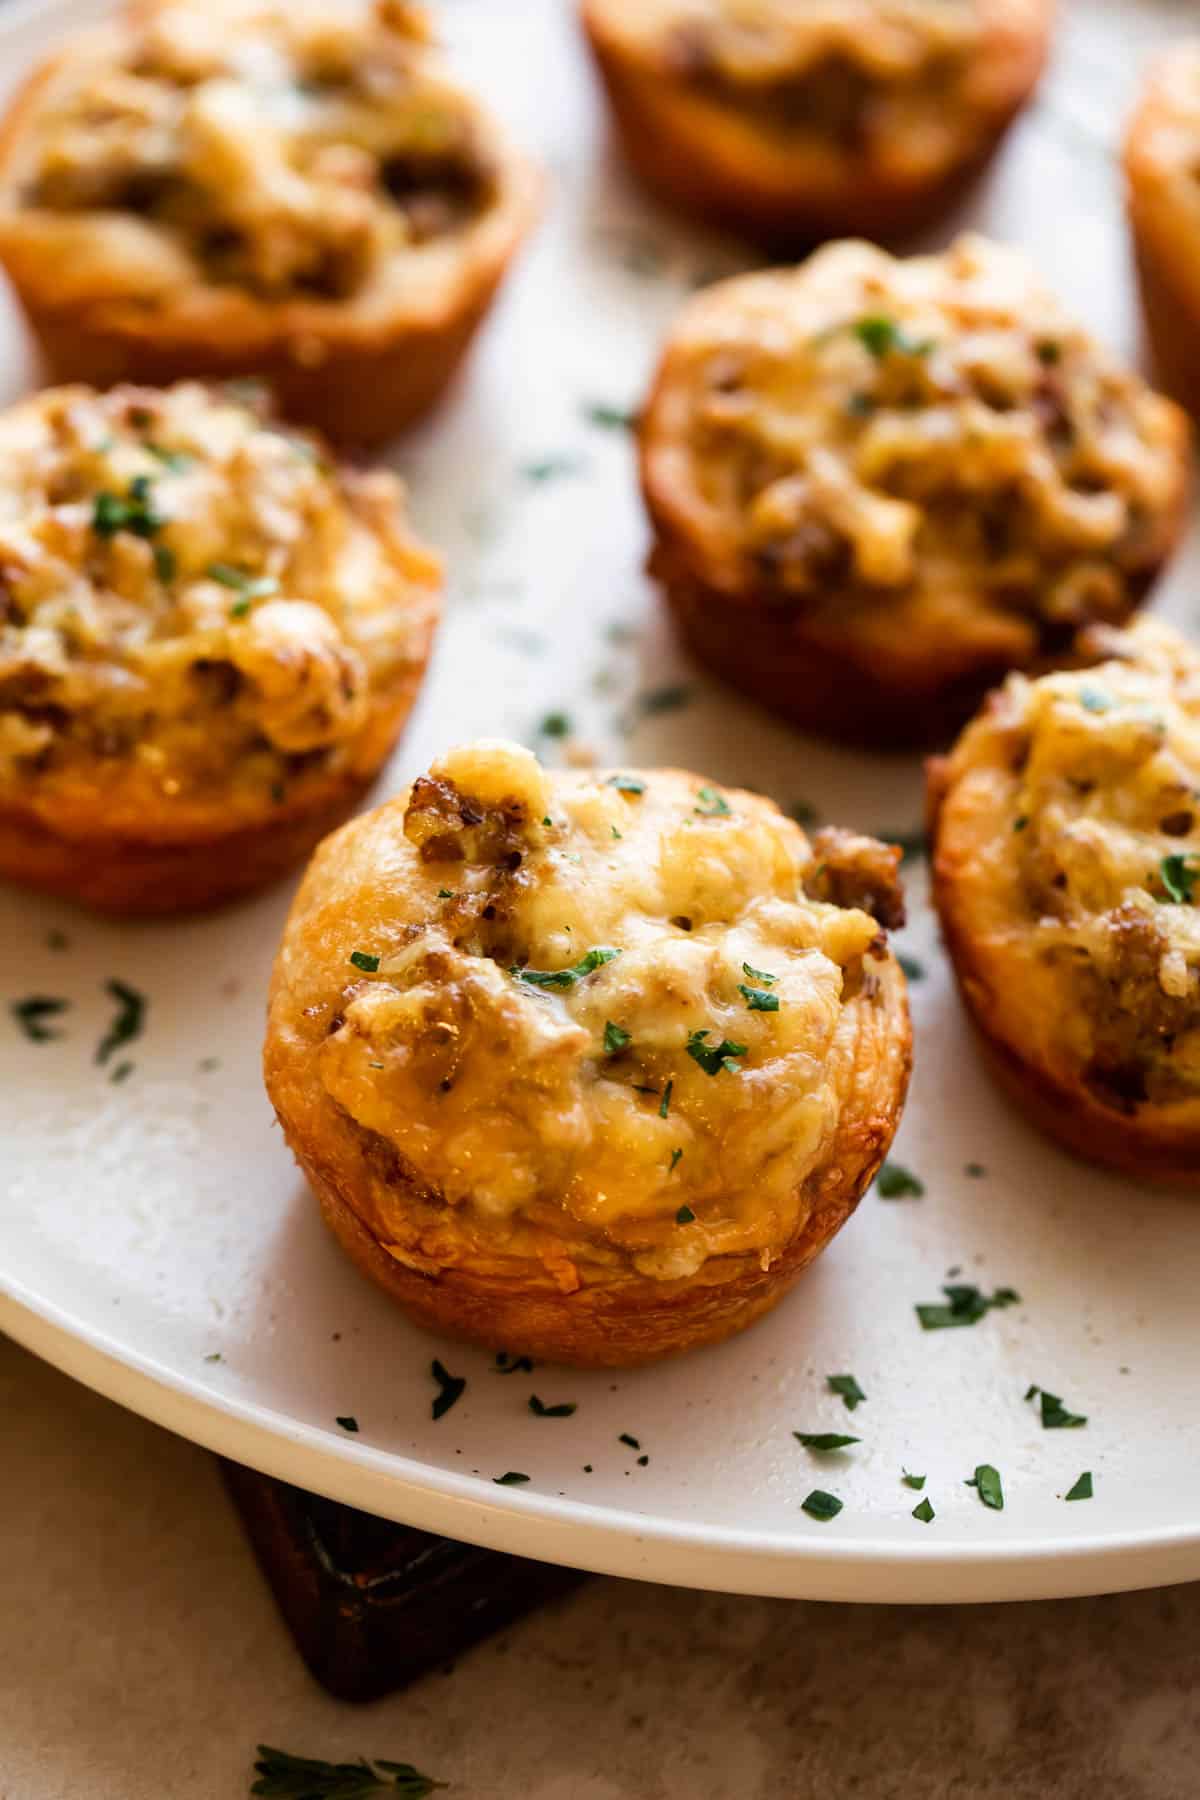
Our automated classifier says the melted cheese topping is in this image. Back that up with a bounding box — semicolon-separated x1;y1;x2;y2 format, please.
0;382;439;810
281;741;902;1280
945;622;1200;1106
3;0;495;301
647;236;1186;651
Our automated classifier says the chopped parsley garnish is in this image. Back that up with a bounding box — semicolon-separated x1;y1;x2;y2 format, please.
675;1202;695;1222
738;983;779;1013
349;951;380;973
967;1465;1004;1510
1013;815;1030;833
514;947;620;990
912;1497;936;1524
668;1149;683;1174
1036;340;1062;365
901;1471;926;1490
146;445;193;472
430;1359;465;1421
584;402;637;431
634;683;692;717
437;889;454;899
539;711;571;738
826;1374;866;1412
965;1162;987;1178
11;995;69;1043
788;800;819;827
207;562;280;603
607;773;645;795
686;1029;748;1076
876;1162;925;1199
493;1471;529;1485
1079;685;1112;713
1065;1471;1094;1501
335;1416;359;1433
492;1353;534;1377
637;1454;649;1466
250;1745;445;1798
794;1432;860;1451
529;1394;576;1418
95;979;146;1066
659;1080;673;1118
521;454;585;484
1161;854;1197;905
153;544;177;584
92;476;163;540
603;1020;631;1055
853;315;932;359
741;963;777;987
110;1059;134;1084
801;1489;843;1522
618;1433;640;1450
694;786;731;817
916;1284;1020;1330
897;953;925;981
1026;1385;1088;1429
46;929;69;951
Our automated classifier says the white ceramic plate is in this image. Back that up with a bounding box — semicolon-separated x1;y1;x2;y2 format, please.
2;0;1198;1606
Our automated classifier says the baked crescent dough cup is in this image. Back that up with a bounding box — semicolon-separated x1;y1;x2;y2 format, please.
0;381;440;914
929;620;1200;1184
264;741;913;1366
581;0;1052;247
640;235;1190;749
1125;44;1200;419
0;0;538;446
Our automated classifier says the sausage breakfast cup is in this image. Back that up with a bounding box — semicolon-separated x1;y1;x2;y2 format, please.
581;0;1052;247
929;620;1200;1184
640;235;1190;749
1125;43;1200;418
264;741;913;1366
0;381;441;913
0;0;538;446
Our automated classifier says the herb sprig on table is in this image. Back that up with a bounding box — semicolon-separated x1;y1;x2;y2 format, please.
251;1744;445;1798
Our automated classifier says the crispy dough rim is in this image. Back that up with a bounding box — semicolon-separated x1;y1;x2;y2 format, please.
927;747;1200;1188
0;53;541;444
581;0;1053;245
264;887;913;1367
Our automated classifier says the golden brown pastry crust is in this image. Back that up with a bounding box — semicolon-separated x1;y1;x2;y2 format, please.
264;746;912;1365
0;4;538;445
581;0;1052;247
0;382;441;914
1125;44;1200;419
928;622;1200;1185
640;237;1190;749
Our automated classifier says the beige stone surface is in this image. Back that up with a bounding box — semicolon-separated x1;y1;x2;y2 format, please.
1;1338;1198;1800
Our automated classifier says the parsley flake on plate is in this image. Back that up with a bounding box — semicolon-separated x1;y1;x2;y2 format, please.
492;1353;534;1377
583;401;637;431
1026;1386;1087;1429
430;1359;465;1421
876;1162;924;1199
493;1471;530;1486
897;953;925;981
529;1394;576;1418
801;1489;844;1522
901;1471;926;1490
619;1433;640;1450
967;1464;1004;1510
1065;1471;1094;1502
826;1374;866;1411
912;1497;936;1524
11;995;69;1043
95;979;146;1066
916;1283;1020;1331
794;1432;860;1451
335;1416;359;1433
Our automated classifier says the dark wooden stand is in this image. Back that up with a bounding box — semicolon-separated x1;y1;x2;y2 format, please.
221;1461;587;1702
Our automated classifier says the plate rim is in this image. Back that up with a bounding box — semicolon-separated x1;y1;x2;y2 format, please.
5;1270;1200;1605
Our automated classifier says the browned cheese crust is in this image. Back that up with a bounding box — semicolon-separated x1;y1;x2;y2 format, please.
929;620;1200;1184
640;236;1190;749
1125;43;1200;419
582;0;1052;247
264;742;913;1365
0;0;539;444
0;380;441;913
